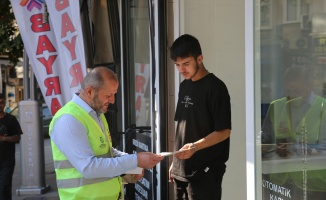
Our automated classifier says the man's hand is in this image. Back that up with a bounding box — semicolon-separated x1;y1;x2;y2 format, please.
174;143;196;160
0;135;20;143
276;143;289;157
130;169;144;181
169;163;174;183
0;134;6;142
137;152;164;169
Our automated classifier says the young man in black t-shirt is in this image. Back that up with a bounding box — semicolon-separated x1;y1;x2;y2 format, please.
0;93;23;200
169;34;232;200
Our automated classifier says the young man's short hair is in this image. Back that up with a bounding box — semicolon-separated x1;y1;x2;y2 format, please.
170;34;202;61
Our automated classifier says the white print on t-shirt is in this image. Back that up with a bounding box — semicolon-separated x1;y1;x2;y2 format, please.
181;96;193;108
0;125;8;135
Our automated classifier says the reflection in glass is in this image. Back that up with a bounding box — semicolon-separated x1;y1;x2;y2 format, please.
258;0;326;199
128;0;151;128
286;0;297;22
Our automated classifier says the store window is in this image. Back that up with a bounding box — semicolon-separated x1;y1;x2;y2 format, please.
123;0;155;199
257;0;326;199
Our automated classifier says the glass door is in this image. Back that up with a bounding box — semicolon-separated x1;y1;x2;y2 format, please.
122;0;155;199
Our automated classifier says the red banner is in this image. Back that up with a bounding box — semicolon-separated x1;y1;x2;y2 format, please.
10;0;87;115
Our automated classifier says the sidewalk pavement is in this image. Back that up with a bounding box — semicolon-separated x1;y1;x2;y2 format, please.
12;138;59;200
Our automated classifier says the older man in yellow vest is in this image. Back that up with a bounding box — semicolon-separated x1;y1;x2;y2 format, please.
50;67;163;200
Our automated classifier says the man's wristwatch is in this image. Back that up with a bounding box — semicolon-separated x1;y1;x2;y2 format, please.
191;143;197;152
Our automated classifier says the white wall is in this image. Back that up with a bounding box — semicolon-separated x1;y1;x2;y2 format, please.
176;0;247;199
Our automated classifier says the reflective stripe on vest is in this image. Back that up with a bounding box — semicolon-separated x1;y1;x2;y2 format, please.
57;176;114;189
54;153;114;188
54;153;111;169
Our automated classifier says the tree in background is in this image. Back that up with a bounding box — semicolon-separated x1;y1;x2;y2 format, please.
0;1;24;66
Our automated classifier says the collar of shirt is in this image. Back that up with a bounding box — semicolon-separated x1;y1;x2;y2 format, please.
71;93;106;134
72;93;100;118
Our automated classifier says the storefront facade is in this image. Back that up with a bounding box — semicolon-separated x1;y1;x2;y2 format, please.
10;0;326;199
122;1;247;199
110;1;247;199
81;0;258;199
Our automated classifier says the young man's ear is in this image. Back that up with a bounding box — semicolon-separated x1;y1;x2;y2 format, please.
197;55;203;65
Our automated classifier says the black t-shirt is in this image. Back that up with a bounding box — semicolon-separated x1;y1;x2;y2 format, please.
172;73;231;181
0;113;23;166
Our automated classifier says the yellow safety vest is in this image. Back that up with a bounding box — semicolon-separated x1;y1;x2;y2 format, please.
270;96;326;192
287;96;326;192
267;97;290;141
49;102;122;200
